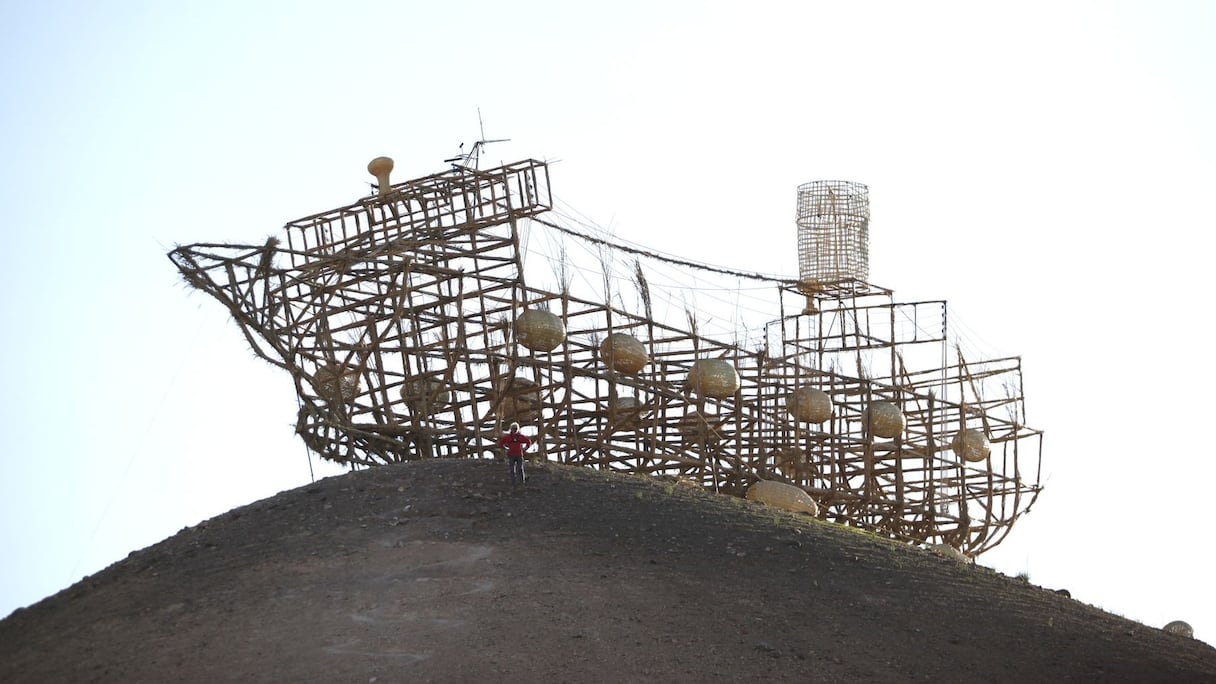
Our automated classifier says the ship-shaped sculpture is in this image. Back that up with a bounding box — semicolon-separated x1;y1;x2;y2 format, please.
169;156;1043;556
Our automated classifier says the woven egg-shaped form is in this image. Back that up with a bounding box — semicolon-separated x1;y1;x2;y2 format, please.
1164;620;1194;638
686;359;740;399
315;363;360;402
599;333;648;374
787;386;833;424
774;448;811;479
747;480;818;516
951;428;991;462
494;376;541;422
400;378;452;411
864;401;905;439
515;309;566;352
677;411;723;442
606;395;644;429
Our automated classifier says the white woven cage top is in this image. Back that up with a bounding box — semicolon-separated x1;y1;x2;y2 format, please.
796;180;870;288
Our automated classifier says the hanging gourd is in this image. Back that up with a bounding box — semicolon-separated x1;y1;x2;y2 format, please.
599;333;648;374
606;395;644;429
787;386;834;424
515;309;565;352
951;428;991;462
686;359;740;399
315;363;360;403
864;400;905;439
400;378;452;412
774;448;811;479
494;376;541;422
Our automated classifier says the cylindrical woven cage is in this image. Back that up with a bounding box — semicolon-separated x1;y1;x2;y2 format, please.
599;333;648;374
515;309;566;352
796;180;870;288
787;386;834;424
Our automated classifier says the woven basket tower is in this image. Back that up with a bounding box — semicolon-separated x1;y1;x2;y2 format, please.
796;180;870;290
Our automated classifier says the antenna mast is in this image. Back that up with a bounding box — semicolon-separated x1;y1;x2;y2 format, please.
445;108;509;170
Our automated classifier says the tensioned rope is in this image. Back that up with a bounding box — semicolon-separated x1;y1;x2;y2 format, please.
531;215;800;287
525;213;790;348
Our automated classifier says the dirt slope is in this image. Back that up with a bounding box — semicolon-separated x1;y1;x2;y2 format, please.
3;459;1215;683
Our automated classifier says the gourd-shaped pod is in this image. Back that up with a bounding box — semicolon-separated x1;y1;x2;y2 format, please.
315;363;360;403
950;428;991;463
787;386;833;423
864;400;905;439
400;378;452;411
686;359;740;399
599;333;648;374
494;376;541;422
515;309;565;352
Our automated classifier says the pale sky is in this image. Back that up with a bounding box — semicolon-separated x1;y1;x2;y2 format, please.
2;0;1214;642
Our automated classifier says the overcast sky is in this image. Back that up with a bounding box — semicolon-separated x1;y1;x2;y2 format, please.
2;0;1214;641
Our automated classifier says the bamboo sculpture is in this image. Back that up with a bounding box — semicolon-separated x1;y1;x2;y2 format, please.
169;157;1043;556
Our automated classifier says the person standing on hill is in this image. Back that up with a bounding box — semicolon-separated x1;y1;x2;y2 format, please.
496;422;533;486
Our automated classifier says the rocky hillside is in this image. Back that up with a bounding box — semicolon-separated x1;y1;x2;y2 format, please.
3;459;1214;683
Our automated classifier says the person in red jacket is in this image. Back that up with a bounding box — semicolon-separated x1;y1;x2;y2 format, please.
496;422;534;486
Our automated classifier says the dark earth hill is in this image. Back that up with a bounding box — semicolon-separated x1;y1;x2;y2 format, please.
3;459;1214;683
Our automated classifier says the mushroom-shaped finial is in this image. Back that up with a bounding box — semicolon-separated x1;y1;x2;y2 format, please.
367;156;394;196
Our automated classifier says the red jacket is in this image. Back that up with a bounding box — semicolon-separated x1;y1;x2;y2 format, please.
497;431;533;457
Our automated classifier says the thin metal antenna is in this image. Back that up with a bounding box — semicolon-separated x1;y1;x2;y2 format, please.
444;107;509;170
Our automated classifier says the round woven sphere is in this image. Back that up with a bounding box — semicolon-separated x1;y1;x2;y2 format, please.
1163;620;1194;638
599;333;648;374
687;359;740;399
515;309;566;352
774;448;810;479
606;395;643;429
787;386;833;423
400;378;452;410
951;428;991;462
495;376;541;422
864;401;905;439
315;363;360;402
